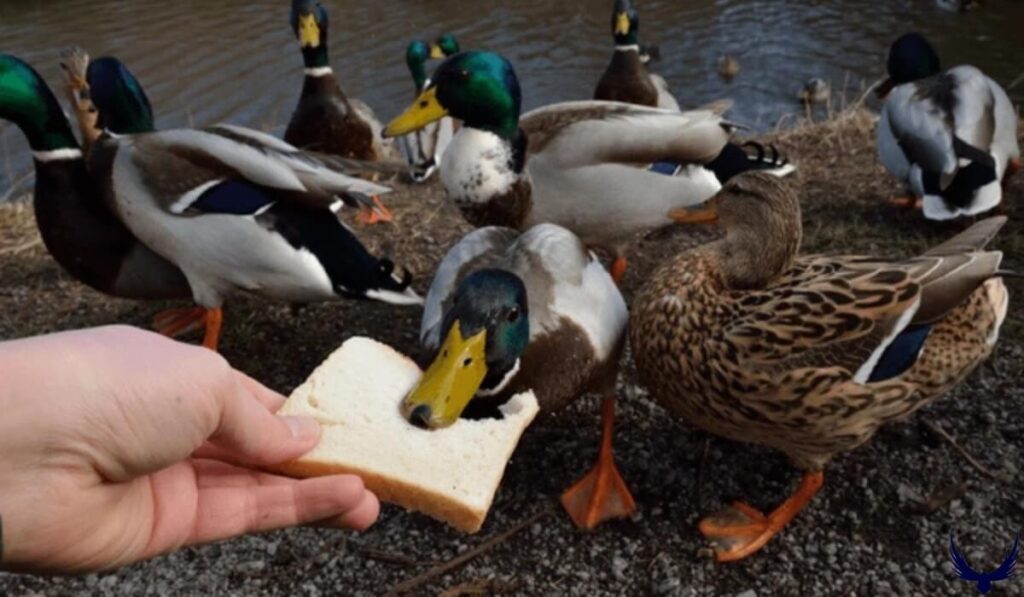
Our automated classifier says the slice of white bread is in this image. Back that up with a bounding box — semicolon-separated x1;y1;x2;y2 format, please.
271;337;540;533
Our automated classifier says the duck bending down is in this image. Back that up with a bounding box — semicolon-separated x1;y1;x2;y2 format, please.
402;223;633;529
631;172;1010;561
84;56;422;350
876;33;1019;219
384;51;792;283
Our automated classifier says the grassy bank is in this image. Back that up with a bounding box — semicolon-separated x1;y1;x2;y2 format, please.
1;108;1022;596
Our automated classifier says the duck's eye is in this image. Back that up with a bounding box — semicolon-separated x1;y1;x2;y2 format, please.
457;70;471;81
507;306;520;322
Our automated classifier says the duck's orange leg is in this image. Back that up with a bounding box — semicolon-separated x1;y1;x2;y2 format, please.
885;195;923;209
153;306;223;352
356;195;394;225
610;256;628;286
699;471;824;562
561;395;636;529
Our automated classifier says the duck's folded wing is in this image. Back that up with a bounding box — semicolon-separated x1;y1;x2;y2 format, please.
884;84;959;180
129;128;391;215
521;100;730;168
421;227;521;347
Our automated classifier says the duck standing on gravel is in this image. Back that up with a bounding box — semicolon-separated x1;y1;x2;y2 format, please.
383;51;792;284
876;33;1020;220
631;172;1010;562
594;0;679;111
401;223;634;530
285;0;396;223
82;56;422;351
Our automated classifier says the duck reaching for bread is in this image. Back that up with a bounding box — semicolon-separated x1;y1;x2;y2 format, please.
84;56;422;351
402;223;634;529
397;36;459;183
631;172;1010;561
384;51;792;283
285;0;396;223
594;0;679;111
876;33;1019;219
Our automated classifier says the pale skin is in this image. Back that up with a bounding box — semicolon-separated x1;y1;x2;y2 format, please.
0;326;379;573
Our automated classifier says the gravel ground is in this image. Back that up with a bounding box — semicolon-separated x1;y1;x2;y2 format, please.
0;109;1022;596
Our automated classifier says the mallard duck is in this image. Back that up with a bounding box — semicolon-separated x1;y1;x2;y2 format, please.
396;37;458;183
383;51;792;282
285;0;396;222
631;172;1010;562
58;46;101;158
798;77;830;104
84;56;422;350
594;0;679;111
876;33;1020;219
0;53;191;303
717;54;740;81
401;223;633;529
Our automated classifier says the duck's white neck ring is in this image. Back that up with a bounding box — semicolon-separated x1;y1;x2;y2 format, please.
477;359;521;397
32;148;83;162
615;44;641;52
304;66;333;77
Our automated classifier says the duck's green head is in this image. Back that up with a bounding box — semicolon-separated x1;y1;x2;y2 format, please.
402;269;530;429
290;0;330;68
878;33;941;98
611;0;640;46
0;54;78;152
385;51;521;139
405;41;431;90
86;57;155;135
432;34;460;58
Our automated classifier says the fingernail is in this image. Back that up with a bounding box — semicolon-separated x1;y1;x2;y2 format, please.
283;416;321;441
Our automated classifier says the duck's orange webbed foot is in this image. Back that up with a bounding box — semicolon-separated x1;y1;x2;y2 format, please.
699;471;824;562
356;195;394;225
561;396;636;529
610;256;628;286
153;306;223;351
885;195;923;210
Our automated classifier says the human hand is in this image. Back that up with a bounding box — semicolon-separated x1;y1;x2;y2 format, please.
0;326;379;573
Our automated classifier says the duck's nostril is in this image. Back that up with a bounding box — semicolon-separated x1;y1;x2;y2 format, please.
409;404;432;429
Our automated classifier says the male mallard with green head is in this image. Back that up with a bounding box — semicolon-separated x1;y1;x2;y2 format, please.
384;51;790;283
0;53;191;303
631;172;1010;561
83;56;422;350
397;36;460;183
594;0;679;111
285;0;395;222
876;33;1019;219
401;223;634;529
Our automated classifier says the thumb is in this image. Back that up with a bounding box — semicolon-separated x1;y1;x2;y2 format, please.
206;371;321;465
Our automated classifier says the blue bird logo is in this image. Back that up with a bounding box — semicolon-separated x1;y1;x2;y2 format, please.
949;531;1019;594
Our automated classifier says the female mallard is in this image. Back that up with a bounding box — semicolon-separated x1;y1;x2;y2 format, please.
717;54;740;81
285;0;395;221
84;56;422;350
631;172;1010;561
396;36;459;183
594;0;679;111
0;53;190;302
401;223;633;529
798;77;830;104
876;33;1019;219
384;51;791;282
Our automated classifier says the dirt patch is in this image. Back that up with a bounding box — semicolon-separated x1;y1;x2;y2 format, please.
1;109;1022;596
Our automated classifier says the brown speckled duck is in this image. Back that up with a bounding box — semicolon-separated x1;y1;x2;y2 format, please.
630;172;1010;562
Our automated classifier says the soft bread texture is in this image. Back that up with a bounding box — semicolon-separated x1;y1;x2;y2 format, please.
272;337;540;533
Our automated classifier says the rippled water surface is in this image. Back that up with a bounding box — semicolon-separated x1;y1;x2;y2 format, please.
2;0;1022;193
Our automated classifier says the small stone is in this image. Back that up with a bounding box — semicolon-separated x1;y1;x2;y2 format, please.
612;556;629;581
735;591;757;597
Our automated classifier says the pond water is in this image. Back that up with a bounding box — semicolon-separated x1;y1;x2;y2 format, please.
1;0;1022;195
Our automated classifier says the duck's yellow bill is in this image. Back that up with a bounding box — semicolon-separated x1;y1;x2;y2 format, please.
384;87;448;137
298;14;320;48
401;321;488;429
615;12;631;35
429;43;446;59
669;204;718;224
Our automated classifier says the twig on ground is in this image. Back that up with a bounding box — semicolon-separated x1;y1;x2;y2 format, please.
438;577;518;596
386;503;556;595
911;482;969;514
1007;72;1024;90
923;420;1013;483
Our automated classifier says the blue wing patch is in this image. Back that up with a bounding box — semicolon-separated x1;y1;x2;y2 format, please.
648;160;683;176
868;323;934;382
189;180;276;216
